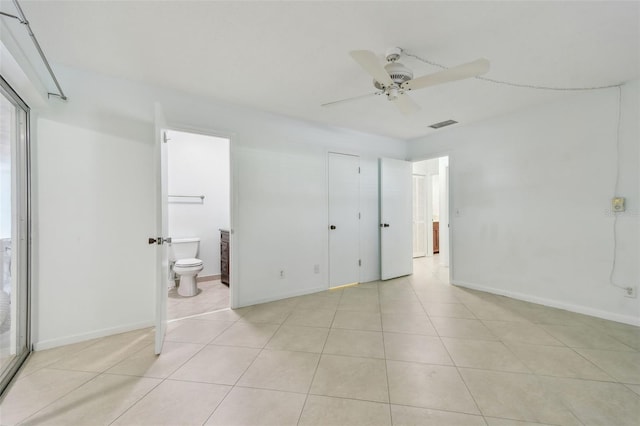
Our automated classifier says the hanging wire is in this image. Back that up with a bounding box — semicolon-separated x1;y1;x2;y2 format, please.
608;86;628;292
401;49;623;92
402;49;631;294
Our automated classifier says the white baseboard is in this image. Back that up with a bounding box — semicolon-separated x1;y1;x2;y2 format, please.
33;320;155;351
197;274;220;283
452;280;640;327
239;286;328;308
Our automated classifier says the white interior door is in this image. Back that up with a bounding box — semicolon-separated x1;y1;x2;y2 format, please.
412;174;427;257
380;158;413;280
328;153;360;287
154;103;169;355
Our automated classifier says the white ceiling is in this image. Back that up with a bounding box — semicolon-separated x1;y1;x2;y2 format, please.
6;0;640;140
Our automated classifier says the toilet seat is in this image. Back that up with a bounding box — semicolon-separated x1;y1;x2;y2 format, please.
175;258;203;268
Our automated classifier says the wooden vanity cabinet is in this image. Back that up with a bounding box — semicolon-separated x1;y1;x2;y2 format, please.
220;229;230;286
433;221;440;254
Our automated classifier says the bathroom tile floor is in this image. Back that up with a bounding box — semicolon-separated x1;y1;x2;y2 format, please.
168;279;229;320
2;257;639;425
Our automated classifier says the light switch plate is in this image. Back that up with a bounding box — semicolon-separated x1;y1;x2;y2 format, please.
612;197;625;212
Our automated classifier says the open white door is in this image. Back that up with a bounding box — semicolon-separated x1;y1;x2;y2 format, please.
154;103;169;355
328;153;360;287
380;158;413;280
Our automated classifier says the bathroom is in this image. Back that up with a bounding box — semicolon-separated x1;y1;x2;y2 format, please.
166;129;230;319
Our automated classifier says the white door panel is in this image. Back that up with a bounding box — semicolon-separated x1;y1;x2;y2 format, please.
380;158;413;280
328;153;359;287
154;103;169;355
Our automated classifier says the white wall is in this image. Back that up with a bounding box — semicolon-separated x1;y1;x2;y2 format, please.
167;131;229;278
27;65;406;348
408;81;640;325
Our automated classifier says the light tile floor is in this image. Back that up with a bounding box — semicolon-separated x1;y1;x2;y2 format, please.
1;257;639;425
167;279;229;320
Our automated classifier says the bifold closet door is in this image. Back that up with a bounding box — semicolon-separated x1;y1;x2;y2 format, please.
379;158;413;280
328;153;360;287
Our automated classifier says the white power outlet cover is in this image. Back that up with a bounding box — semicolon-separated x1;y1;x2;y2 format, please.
612;197;625;212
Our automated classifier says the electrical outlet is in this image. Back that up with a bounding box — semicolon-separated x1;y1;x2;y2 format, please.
612;197;625;212
624;286;637;298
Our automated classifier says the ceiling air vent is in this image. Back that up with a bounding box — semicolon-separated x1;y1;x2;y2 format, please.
429;119;458;129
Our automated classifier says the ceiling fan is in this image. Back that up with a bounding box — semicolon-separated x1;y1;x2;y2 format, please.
322;47;490;115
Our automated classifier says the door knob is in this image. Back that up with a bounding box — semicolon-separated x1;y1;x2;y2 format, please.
148;237;172;245
383;223;390;227
329;225;336;230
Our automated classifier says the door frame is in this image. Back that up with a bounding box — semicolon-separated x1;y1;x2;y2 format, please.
158;123;239;310
0;76;32;396
411;152;454;283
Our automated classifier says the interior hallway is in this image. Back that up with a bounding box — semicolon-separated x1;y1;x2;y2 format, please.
1;257;639;425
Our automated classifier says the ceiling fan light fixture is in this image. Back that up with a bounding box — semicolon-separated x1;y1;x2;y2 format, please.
387;86;399;100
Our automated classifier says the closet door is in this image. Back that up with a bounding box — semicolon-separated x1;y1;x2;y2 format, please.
328;153;360;287
380;158;413;280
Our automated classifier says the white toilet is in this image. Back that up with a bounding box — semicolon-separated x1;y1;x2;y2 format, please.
169;237;204;297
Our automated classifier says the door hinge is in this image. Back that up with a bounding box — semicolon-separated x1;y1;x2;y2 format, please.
358;167;361;174
162;131;169;144
358;259;361;266
358;212;361;219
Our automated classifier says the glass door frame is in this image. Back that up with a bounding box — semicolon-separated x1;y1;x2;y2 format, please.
0;75;31;397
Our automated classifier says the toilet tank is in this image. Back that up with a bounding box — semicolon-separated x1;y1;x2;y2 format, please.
169;237;200;261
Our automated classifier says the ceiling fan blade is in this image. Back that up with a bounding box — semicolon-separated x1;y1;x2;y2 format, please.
350;50;393;87
402;58;490;91
393;93;421;115
321;91;383;107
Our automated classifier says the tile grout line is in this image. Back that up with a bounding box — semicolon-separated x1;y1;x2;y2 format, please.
409;269;487;423
201;303;297;426
108;305;247;426
295;287;345;426
108;311;243;426
377;280;394;425
11;370;100;425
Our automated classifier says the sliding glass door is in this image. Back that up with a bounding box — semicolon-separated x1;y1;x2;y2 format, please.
0;76;30;395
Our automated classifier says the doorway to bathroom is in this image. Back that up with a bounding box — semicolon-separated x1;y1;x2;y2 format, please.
164;129;231;320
